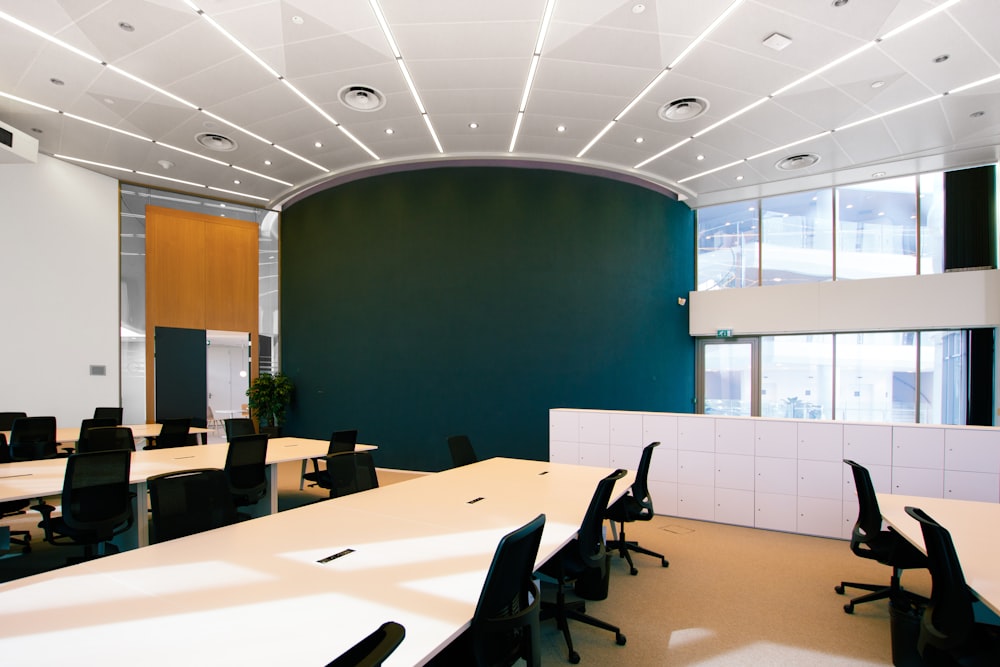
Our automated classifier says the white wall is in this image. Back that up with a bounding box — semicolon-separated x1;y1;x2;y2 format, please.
0;154;120;425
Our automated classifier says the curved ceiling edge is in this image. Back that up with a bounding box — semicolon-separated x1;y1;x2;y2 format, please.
270;156;690;210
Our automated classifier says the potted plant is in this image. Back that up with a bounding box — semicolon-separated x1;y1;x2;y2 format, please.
246;372;293;435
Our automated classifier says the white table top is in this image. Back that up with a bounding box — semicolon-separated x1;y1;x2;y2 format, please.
2;423;211;445
0;457;631;666
878;493;1000;616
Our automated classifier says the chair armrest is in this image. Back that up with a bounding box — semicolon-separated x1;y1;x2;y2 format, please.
29;502;57;541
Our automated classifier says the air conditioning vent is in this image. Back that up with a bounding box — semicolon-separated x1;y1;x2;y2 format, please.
658;97;709;122
776;153;820;171
195;132;238;152
0;119;39;164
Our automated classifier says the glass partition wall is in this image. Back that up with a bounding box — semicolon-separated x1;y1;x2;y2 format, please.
119;185;279;425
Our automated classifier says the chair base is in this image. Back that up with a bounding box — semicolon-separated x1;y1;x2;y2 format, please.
541;584;626;663
2;529;32;554
605;538;669;575
835;574;928;614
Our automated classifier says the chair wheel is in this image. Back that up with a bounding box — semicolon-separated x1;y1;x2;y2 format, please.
661;558;669;567
834;585;845;595
629;567;638;575
616;633;627;645
568;650;581;663
844;603;854;614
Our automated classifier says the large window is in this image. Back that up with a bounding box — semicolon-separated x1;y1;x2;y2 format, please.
700;330;970;424
696;168;952;290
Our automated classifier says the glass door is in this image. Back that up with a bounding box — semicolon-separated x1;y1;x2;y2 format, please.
697;338;758;416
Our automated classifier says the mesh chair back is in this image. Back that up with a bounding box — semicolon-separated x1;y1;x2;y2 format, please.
905;506;976;653
0;432;11;463
93;407;123;424
0;411;27;431
155;418;191;448
61;450;132;538
81;426;136;454
77;418;116;450
9;416;58;460
329;429;359;454
472;514;546;666
224;418;256;441
630;441;659;515
577;469;628;569
0;433;31;516
225;433;269;506
325;451;379;498
149;468;238;543
844;459;886;554
447;434;478;467
325;621;405;667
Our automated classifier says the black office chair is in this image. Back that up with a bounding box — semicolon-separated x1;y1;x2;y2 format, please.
79;426;136;454
0;433;32;553
326;621;405;667
148;468;239;543
0;411;27;431
324;451;379;498
538;469;628;664
148;417;191;449
605;441;669;575
224;417;256;441
73;417;117;453
8;416;60;461
836;459;929;614
224;433;269;510
904;506;1000;665
93;407;123;424
303;429;359;489
32;449;134;561
447;434;478;468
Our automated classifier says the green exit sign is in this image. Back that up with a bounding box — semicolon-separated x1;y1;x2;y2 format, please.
716;329;733;338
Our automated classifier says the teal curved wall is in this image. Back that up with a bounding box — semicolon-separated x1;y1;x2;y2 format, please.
281;166;695;471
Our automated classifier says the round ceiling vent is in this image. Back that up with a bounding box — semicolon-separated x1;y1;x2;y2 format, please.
775;153;821;171
195;132;238;152
339;85;385;112
658;97;709;122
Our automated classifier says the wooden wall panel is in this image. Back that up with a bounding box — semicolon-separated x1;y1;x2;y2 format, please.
205;218;258;333
145;205;259;421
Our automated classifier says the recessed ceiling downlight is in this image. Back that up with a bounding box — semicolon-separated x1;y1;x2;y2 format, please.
339;85;386;112
658;97;709;122
776;153;820;171
195;132;238;152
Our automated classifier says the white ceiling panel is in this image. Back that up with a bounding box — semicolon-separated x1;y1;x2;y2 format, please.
0;0;996;208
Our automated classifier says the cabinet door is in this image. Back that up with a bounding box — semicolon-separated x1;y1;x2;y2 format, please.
944;471;999;502
893;426;944;469
715;488;755;527
579;443;610;468
798;459;842;501
610;412;643;446
945;429;1000;474
647;444;677;483
610;444;642;471
798;421;843;462
844;463;891;498
549;440;579;465
797;496;843;538
756;456;797;496
647;480;677;517
550;410;579;444
715;418;755;455
678;450;714;486
755;492;797;532
755;420;797;458
678;484;714;521
843;423;892;467
892;466;943;497
578;412;610;444
643;413;678;449
678;416;715;452
716;453;754;491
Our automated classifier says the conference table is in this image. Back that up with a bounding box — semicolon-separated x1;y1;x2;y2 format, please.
1;423;212;447
0;458;632;666
878;493;1000;616
0;437;377;547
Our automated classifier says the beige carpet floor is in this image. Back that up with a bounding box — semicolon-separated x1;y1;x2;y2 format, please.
2;461;926;665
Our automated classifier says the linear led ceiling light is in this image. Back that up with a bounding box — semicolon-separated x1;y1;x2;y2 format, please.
578;0;745;159
509;0;557;153
185;0;379;162
643;0;967;176
0;8;329;174
369;0;443;153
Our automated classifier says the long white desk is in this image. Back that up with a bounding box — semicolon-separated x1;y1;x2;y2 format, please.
0;438;377;547
0;458;632;665
1;424;212;447
878;493;1000;616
